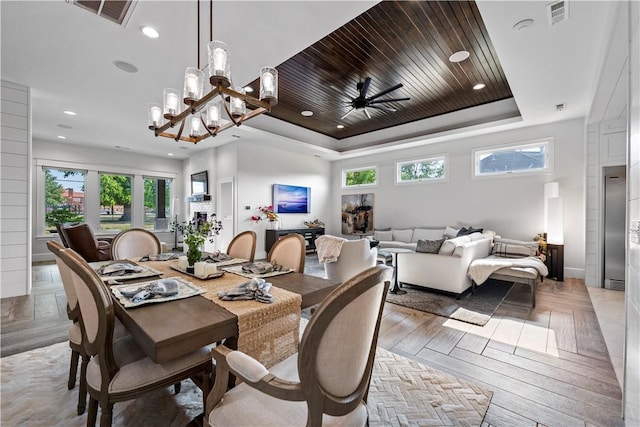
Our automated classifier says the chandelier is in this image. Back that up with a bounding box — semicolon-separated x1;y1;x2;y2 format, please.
147;1;278;144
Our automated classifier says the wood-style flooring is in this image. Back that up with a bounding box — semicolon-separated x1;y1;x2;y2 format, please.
0;258;623;427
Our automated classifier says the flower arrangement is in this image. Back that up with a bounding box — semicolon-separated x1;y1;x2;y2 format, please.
170;215;223;266
250;205;279;223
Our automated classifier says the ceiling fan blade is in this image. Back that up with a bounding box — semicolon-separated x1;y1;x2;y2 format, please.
359;77;372;99
369;105;397;113
368;97;410;105
340;108;355;120
366;83;403;101
364;107;371;119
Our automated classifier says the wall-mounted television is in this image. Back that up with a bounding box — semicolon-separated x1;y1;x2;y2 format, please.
273;184;310;214
191;171;208;195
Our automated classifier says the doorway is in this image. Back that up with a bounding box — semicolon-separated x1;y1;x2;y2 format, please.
217;178;235;252
602;165;626;290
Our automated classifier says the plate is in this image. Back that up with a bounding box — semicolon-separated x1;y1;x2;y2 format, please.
170;264;225;280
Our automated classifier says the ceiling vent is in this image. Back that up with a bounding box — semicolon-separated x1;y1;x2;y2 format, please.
70;0;136;26
547;0;568;26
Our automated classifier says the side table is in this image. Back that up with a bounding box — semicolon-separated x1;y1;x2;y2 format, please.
380;248;413;294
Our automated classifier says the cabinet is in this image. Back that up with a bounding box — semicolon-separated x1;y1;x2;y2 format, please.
265;228;325;253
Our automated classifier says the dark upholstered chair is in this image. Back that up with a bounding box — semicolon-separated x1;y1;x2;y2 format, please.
204;265;392;427
63;223;112;262
226;231;257;262
57;247;212;427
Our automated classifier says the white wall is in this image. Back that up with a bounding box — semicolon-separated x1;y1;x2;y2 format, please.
1;80;31;297
331;118;586;279
31;140;183;262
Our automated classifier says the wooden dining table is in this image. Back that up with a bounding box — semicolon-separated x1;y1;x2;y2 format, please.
108;260;339;365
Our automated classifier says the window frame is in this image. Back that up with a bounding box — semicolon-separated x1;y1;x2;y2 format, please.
472;137;553;179
395;154;448;185
341;165;378;189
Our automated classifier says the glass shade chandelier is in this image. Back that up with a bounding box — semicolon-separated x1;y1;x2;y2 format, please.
148;1;278;144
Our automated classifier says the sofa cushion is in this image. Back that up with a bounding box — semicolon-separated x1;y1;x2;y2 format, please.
373;230;392;241
416;238;445;254
411;228;444;242
457;226;483;237
438;235;472;255
468;232;486;241
392;229;413;242
443;226;460;239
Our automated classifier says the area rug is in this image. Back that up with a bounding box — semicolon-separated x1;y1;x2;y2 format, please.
386;279;518;326
1;343;492;426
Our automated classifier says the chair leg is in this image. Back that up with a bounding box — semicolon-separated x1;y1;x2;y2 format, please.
87;398;98;427
99;403;113;427
78;354;90;415
174;382;182;394
531;281;536;308
68;349;79;390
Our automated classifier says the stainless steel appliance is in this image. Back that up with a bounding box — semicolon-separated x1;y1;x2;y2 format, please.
603;165;626;290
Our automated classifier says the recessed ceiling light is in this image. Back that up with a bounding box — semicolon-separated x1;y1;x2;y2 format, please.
448;50;470;63
140;26;159;39
57;135;66;139
63;110;77;116
301;110;313;117
57;124;73;129
513;19;534;32
244;86;254;93
179;146;188;150
113;60;138;73
167;153;174;156
473;83;486;90
336;124;344;129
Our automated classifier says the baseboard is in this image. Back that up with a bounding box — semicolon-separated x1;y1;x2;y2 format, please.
564;267;585;280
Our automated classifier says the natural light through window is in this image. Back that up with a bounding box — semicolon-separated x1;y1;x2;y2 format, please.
397;155;446;184
44;168;86;233
342;166;378;188
474;138;552;177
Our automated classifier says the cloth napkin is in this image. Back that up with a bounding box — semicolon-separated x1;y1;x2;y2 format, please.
97;262;144;276
119;279;179;303
217;278;275;304
202;251;233;263
139;253;179;262
241;261;276;275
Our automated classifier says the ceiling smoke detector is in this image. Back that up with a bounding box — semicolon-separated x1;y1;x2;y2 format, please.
547;0;568;26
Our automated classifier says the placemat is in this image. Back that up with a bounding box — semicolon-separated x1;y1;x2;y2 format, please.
222;264;293;279
92;260;162;282
110;277;206;308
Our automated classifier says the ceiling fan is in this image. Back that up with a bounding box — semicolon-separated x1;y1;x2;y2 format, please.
339;77;410;120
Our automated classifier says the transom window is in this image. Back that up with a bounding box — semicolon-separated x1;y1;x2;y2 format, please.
342;166;378;188
473;138;552;177
396;155;446;184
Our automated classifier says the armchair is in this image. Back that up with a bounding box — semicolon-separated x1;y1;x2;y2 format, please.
63;223;113;262
324;238;377;283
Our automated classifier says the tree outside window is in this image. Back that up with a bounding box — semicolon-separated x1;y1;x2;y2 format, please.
397;156;445;183
44;168;85;233
342;166;377;188
100;173;132;232
143;177;172;230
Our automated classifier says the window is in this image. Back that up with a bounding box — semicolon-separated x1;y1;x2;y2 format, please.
44;168;86;233
396;155;446;184
99;173;132;232
144;177;172;230
474;138;552;177
342;166;378;188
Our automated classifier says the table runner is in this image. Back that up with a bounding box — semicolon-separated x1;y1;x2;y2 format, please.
144;260;301;368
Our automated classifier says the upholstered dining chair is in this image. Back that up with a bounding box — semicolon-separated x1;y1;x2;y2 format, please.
110;228;161;260
226;230;257;262
63;223;113;262
57;247;212;427
204;264;392;427
267;233;306;272
324;238;378;283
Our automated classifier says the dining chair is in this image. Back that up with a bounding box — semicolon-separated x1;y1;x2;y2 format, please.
110;228;162;260
57;247;212;427
204;264;392;427
324;238;378;283
267;233;306;272
226;230;257;262
63;223;113;262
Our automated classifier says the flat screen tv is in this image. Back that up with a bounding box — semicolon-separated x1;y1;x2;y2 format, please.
273;184;310;214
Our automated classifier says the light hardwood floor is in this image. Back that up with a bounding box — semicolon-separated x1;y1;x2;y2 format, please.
1;258;623;427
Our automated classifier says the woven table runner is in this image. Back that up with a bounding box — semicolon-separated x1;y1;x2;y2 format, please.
144;260;302;368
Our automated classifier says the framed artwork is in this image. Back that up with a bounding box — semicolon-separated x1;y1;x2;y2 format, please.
341;193;374;236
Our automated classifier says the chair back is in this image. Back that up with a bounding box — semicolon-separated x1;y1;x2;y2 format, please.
64;223;112;262
298;265;391;423
58;247;118;391
324;238;377;283
267;233;306;272
226;231;257;262
47;240;79;319
111;228;161;260
55;223;72;248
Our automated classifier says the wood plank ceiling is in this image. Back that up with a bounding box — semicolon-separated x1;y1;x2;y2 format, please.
246;1;515;140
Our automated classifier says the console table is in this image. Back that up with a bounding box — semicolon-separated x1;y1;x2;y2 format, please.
265;227;325;253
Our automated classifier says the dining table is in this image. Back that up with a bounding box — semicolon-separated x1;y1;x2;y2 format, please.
101;259;339;367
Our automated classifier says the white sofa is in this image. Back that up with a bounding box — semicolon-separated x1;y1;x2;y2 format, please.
395;233;493;295
370;227;447;251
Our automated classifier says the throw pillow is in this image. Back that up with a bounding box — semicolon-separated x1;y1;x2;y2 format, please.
416;238;445;254
443;225;460;238
457;226;484;236
491;242;538;258
374;230;393;241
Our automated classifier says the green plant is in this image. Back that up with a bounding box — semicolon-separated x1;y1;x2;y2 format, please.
45;208;84;227
170;215;223;265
